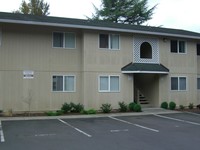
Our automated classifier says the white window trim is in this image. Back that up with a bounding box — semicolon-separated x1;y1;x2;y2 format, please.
170;76;187;91
52;74;76;92
98;75;120;93
98;33;120;50
52;32;76;49
171;40;187;54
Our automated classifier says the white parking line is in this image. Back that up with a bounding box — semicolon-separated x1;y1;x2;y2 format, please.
110;129;129;133
35;133;56;137
0;121;5;142
58;118;92;138
109;116;159;133
154;114;200;126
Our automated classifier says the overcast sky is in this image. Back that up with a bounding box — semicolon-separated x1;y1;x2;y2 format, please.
0;0;199;33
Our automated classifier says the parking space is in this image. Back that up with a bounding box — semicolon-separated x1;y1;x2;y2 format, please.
0;112;200;150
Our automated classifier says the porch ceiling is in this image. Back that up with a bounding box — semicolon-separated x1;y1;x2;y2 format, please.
121;63;169;74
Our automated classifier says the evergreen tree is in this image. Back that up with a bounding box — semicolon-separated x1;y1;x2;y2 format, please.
14;0;50;16
90;0;156;25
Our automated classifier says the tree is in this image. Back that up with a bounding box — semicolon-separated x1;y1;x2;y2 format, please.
89;0;156;25
14;0;50;16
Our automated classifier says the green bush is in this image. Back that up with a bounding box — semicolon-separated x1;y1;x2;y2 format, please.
81;109;97;114
188;103;194;109
179;105;185;110
118;102;128;112
134;104;142;112
46;110;63;116
129;102;136;111
70;102;84;113
169;101;176;110
61;102;72;113
161;102;168;109
101;103;112;113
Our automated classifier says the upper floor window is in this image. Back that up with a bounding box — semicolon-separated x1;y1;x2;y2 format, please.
99;34;119;50
99;75;120;92
171;76;187;91
52;75;75;92
53;32;76;49
140;42;152;59
197;44;200;56
170;40;186;53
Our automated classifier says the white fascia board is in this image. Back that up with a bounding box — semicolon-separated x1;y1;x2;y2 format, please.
121;71;169;74
1;19;200;40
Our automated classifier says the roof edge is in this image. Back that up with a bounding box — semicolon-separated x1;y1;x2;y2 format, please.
1;18;200;40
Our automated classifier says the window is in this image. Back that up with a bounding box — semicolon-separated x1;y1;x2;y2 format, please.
52;75;75;92
197;44;200;55
140;42;152;59
53;32;76;48
99;75;119;92
197;78;200;89
0;27;2;46
171;77;186;91
99;34;119;50
170;40;186;53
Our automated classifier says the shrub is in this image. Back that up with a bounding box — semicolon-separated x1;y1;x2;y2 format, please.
81;109;97;114
118;102;128;112
134;104;142;112
161;102;168;109
70;102;84;113
61;102;72;113
129;102;136;111
46;110;63;116
101;103;112;113
169;101;176;110
188;103;194;109
179;105;185;110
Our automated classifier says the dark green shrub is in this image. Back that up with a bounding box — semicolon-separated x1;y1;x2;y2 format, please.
70;102;84;113
61;102;72;113
179;105;185;110
0;110;3;113
134;104;142;112
56;110;64;115
129;102;136;111
118;102;128;112
101;103;112;113
46;110;63;116
161;102;168;109
188;103;194;109
81;109;97;114
169;101;176;110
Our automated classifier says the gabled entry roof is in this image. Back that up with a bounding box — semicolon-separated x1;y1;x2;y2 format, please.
121;63;169;74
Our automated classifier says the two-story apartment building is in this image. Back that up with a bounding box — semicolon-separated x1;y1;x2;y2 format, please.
0;12;200;112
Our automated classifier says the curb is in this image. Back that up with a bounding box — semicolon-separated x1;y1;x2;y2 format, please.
0;109;181;121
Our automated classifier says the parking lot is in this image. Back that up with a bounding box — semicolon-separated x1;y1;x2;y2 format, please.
0;112;200;150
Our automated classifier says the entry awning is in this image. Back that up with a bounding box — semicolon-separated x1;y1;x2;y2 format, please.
121;63;169;74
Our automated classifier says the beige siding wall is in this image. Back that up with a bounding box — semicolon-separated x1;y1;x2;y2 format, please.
0;24;83;111
159;39;198;106
0;23;199;112
82;31;134;109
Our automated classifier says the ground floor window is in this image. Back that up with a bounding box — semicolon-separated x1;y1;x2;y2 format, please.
171;76;187;91
99;75;120;92
52;75;75;92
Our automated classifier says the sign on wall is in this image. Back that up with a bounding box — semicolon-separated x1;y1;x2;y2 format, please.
23;70;34;79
